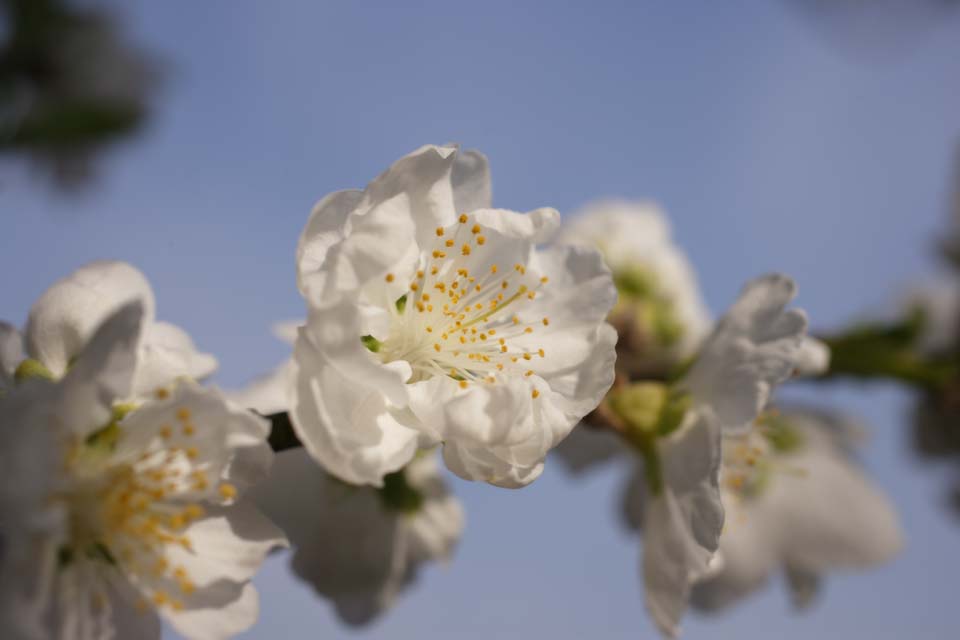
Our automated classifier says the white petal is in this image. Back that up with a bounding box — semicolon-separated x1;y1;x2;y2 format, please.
472;207;560;244
25;261;155;376
56;302;144;438
132;321;218;398
0;320;24;388
451;148;492;214
772;439;903;572
642;409;724;637
795;336;830;377
164;581;259;640
291;334;419;486
685;274;807;433
162;501;286;589
249;449;408;625
688;496;778;613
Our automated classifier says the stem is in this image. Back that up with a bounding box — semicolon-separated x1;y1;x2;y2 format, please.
265;412;301;452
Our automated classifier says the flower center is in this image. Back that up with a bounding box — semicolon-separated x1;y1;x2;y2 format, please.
60;403;236;612
375;214;549;395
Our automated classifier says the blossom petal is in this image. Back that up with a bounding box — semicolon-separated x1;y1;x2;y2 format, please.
685;274;807;433
0;321;23;388
795;336;830;377
642;409;724;637
164;581;259;640
291;335;419;486
132;321;218;398
57;301;143;438
451;148;492;214
25;260;155;376
162;501;286;589
688;498;777;613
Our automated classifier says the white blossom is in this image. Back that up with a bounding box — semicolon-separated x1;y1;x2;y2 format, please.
560;200;711;374
250;449;463;625
2;260;216;399
558;274;808;637
691;409;902;612
0;300;284;639
292;144;617;488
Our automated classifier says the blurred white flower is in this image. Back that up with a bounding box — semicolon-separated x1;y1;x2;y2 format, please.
691;408;902;612
559;274;808;637
251;449;463;625
0;301;285;640
292;144;617;488
904;279;960;355
560;201;711;376
1;260;216;399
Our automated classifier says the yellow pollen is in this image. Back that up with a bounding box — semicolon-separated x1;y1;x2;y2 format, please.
155;388;169;400
527;292;536;300
538;348;545;357
496;364;504;370
488;329;496;335
524;327;533;334
540;276;549;283
491;265;498;274
422;293;430;301
477;235;486;245
152;591;169;606
436;227;444;236
480;333;487;340
218;483;238;501
385;273;395;283
182;423;195;436
445;239;455;247
512;316;520;324
434;343;442;352
417;270;425;278
459;380;469;389
523;353;532;360
486;376;495;383
426;326;433;333
459;214;469;223
461;244;471;256
502;281;509;289
471;224;481;234
431;266;439;275
416;302;426;312
160;425;173;439
542;317;550;326
432;250;446;259
532;389;540;399
185;447;199;460
184;504;205;520
176;408;191;422
501;345;508;353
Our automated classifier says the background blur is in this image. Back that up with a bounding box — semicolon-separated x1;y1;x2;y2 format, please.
3;1;960;638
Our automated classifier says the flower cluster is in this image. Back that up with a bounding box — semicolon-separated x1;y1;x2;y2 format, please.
556;201;901;636
2;144;903;639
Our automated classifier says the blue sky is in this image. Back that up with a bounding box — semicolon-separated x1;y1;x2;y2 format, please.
3;1;960;638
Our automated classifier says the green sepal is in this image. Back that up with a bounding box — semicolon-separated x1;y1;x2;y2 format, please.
378;468;424;514
395;294;408;314
361;335;382;353
13;358;55;383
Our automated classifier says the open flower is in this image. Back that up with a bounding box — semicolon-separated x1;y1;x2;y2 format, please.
292;144;617;488
251;449;463;625
558;274;808;637
691;408;902;612
560;200;711;377
1;300;285;639
3;260;216;399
